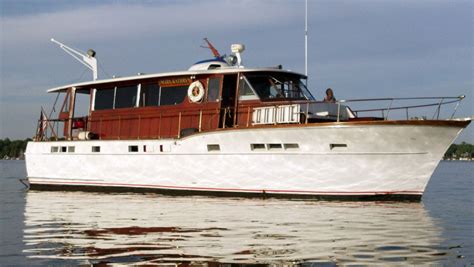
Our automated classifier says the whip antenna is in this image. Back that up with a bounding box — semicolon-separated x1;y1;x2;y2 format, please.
305;0;308;77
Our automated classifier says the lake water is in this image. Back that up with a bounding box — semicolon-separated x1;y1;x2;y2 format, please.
0;160;472;266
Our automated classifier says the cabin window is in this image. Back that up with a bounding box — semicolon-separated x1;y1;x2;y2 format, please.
51;146;59;153
268;144;282;150
159;85;187;105
244;73;315;101
207;77;221;102
94;87;115;110
207;144;220;152
67;146;75;153
128;145;139;152
284;143;299;150
115;85;138;108
239;76;258;100
330;144;348;150
140;83;160;106
251;144;266;150
60;146;67;153
92;146;101;152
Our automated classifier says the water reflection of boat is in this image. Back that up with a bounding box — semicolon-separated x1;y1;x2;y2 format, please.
23;191;451;265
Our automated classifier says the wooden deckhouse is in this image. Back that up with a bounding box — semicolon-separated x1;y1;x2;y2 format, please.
44;64;327;141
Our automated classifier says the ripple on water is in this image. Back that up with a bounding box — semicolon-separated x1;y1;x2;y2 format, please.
19;191;461;265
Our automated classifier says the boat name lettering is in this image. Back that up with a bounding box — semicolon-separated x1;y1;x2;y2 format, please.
159;78;192;86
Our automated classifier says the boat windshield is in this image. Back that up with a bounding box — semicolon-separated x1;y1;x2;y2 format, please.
244;73;315;101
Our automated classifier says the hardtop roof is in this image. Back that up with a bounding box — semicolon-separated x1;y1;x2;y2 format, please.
47;68;306;93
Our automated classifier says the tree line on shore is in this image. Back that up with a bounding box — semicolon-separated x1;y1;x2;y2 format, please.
1;138;31;159
0;138;473;160
443;142;473;160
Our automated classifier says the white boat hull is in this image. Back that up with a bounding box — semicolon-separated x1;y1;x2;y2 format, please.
25;121;468;200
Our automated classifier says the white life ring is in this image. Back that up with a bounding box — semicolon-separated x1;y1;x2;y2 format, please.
188;81;205;103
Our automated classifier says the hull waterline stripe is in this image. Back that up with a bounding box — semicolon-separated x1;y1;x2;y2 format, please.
28;179;423;195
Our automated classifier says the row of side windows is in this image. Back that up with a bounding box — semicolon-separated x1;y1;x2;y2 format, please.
51;146;99;153
50;143;300;154
128;145;168;152
207;143;299;152
251;143;299;151
50;145;168;153
94;84;189;110
94;77;223;111
51;146;75;153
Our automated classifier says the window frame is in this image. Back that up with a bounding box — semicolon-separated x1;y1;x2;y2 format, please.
139;82;161;107
242;73;315;101
238;75;259;101
206;76;222;102
93;84;140;110
114;84;139;109
158;84;188;106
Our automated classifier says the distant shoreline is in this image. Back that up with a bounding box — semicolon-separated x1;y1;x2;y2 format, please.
442;159;473;162
1;157;25;161
1;138;473;162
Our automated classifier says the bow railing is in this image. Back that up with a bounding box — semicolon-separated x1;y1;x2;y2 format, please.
336;95;465;121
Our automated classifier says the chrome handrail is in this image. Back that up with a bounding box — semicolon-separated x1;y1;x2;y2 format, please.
339;95;465;120
35;95;467;141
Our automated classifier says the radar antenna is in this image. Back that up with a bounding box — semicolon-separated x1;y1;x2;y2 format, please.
50;38;98;81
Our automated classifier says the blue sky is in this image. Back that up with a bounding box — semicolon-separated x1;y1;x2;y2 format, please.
0;0;472;142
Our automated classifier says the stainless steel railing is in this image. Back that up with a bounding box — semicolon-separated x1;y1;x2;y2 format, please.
35;95;467;141
336;95;465;121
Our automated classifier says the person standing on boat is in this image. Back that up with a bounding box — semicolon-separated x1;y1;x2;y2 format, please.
324;88;336;103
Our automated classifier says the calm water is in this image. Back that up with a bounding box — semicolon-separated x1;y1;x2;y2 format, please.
0;160;472;266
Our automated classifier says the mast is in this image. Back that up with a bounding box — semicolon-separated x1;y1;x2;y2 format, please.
305;0;308;77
